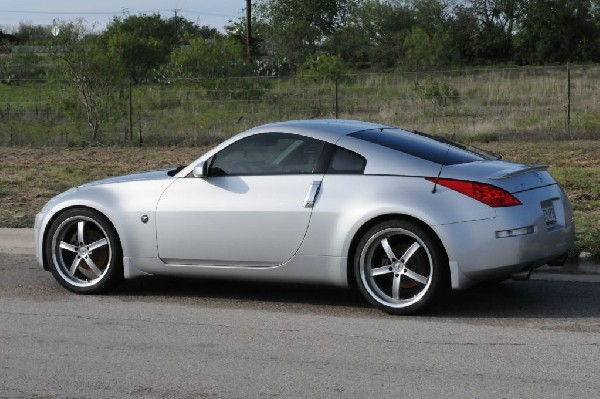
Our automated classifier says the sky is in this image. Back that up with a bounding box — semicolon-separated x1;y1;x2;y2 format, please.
0;0;248;33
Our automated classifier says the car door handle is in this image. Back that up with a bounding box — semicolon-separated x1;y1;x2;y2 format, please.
303;181;322;208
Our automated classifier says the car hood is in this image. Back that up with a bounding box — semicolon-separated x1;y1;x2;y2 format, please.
78;169;174;189
40;169;176;216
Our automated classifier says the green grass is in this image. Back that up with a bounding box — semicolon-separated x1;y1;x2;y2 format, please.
550;168;600;258
2;65;600;146
480;140;600;259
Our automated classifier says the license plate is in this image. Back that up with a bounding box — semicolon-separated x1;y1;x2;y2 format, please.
541;201;557;227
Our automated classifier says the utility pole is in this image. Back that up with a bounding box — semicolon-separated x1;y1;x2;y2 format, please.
246;0;252;62
567;62;571;137
173;9;179;40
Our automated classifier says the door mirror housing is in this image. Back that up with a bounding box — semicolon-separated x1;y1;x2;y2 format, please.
192;161;208;178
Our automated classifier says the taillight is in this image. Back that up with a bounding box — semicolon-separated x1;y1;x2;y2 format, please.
426;178;522;207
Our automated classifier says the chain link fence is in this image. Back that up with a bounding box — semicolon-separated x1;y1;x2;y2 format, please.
1;65;599;146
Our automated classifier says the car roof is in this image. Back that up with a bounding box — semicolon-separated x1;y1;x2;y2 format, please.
247;119;391;143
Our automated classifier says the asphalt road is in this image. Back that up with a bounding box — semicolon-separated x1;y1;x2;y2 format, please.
1;252;599;399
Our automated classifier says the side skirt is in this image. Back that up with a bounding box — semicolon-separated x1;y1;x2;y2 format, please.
124;255;349;287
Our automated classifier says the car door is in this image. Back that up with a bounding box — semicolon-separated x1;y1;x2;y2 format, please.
155;132;327;266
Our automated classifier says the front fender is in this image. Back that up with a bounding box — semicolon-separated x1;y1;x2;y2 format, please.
36;179;174;266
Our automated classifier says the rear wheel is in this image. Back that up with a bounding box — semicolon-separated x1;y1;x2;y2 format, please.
45;208;123;294
354;220;448;315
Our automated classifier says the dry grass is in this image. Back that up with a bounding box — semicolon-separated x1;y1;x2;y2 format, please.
2;65;600;146
0;146;208;227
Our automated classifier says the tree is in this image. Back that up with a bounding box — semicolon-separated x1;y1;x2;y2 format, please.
403;26;457;68
367;1;418;68
449;0;517;63
100;13;217;83
409;0;452;34
301;53;345;81
324;24;374;68
167;15;220;43
514;0;599;63
52;21;120;142
0;47;48;84
168;36;259;99
323;0;398;69
101;14;174;84
0;30;20;49
225;16;266;58
170;37;249;79
12;22;53;44
255;0;358;64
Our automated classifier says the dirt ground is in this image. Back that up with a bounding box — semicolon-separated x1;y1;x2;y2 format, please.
0;146;208;227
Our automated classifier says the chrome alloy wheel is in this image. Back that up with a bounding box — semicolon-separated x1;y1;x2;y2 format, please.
51;215;113;288
359;227;434;310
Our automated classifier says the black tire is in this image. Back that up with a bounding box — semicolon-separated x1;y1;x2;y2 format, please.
45;208;123;294
354;219;449;315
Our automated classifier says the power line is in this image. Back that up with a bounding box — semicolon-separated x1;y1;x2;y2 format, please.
0;9;238;18
179;9;240;18
1;10;123;15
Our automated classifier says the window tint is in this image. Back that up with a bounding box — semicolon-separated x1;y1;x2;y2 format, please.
209;133;325;176
349;129;486;165
327;147;366;174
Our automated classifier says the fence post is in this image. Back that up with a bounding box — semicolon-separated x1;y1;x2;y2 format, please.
137;111;143;147
567;63;571;137
334;75;339;119
129;78;134;142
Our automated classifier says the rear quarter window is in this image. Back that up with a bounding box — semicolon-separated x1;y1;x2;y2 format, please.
327;147;366;174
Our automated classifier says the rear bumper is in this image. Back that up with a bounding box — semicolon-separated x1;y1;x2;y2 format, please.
434;184;575;289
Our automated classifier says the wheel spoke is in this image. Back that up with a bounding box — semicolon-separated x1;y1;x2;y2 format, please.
400;241;421;264
77;221;85;245
83;257;102;277
78;265;98;280
403;268;428;285
380;238;397;262
59;241;78;253
88;238;108;252
392;274;401;300
69;256;82;276
371;265;393;276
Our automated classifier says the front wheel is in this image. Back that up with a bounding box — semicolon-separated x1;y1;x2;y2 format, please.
354;220;448;315
45;208;123;294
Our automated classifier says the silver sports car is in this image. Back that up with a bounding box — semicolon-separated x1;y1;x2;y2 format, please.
34;120;575;314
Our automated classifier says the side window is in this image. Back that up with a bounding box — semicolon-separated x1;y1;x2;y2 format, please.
209;133;326;176
327;147;366;174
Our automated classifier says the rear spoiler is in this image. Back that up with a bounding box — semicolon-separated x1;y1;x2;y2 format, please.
488;165;548;180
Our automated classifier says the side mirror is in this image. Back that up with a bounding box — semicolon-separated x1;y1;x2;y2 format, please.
192;161;208;178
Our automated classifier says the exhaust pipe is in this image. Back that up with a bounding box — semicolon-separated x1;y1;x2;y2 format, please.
547;252;569;266
511;267;533;281
511;253;570;281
